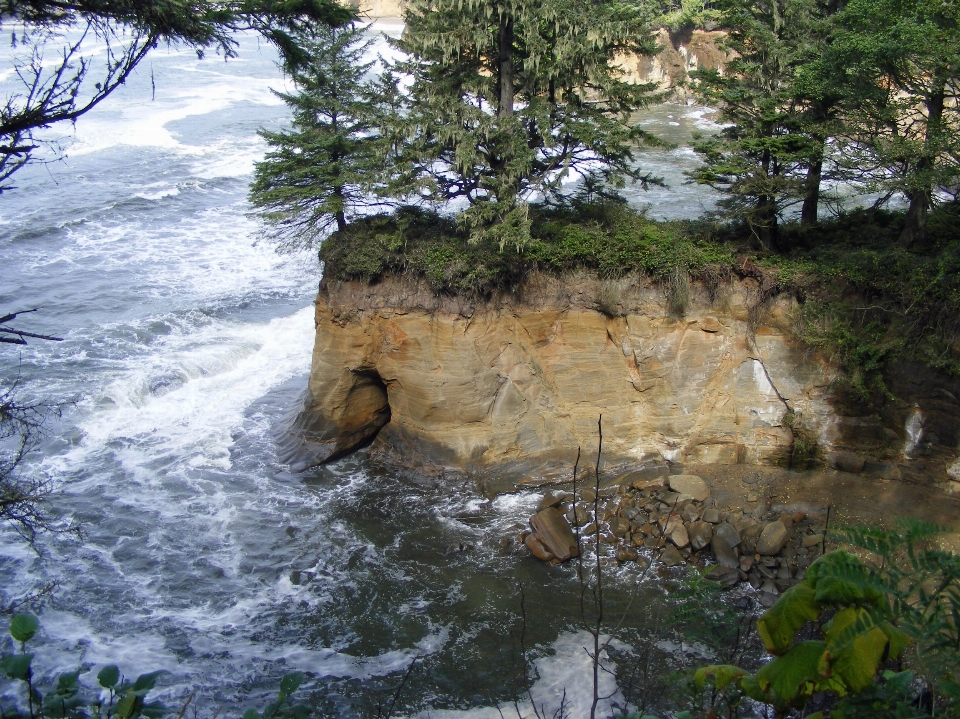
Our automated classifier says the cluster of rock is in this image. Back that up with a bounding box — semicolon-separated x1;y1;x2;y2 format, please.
520;470;826;607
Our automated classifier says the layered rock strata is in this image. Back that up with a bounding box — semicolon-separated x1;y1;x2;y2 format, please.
302;272;855;484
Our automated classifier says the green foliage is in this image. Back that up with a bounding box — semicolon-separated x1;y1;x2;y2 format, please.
319;202;733;298
0;615;311;719
659;0;720;31
766;210;960;393
385;0;664;247
250;23;400;252
690;0;837;250
695;518;960;718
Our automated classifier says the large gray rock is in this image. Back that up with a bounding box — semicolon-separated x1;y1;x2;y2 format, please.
661;544;685;567
829;451;865;474
702;507;721;524
669;524;690;548
711;523;740;568
713;522;741;547
525;508;580;564
755;520;790;556
706;565;740;587
668;475;711;502
688;521;714;551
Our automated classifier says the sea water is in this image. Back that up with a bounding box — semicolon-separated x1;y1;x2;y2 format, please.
0;21;725;717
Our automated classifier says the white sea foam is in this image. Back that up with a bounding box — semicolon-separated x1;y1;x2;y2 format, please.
414;631;626;719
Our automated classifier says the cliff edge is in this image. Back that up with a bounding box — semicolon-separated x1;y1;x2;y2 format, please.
294;271;960;491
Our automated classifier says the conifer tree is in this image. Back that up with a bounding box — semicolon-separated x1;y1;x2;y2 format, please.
824;0;960;247
690;0;836;251
386;0;661;248
250;23;397;252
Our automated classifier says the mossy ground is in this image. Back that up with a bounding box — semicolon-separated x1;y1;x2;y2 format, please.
320;201;960;400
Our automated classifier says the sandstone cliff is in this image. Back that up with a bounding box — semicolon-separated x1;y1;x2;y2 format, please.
296;272;960;491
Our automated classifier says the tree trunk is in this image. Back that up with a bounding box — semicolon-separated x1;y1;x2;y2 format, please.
756;147;779;251
497;14;514;117
899;76;945;247
801;152;823;226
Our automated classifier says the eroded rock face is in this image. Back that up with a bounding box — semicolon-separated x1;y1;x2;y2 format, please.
301;272;959;485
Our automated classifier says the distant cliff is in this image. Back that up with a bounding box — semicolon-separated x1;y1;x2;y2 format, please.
294;271;960;491
344;1;730;95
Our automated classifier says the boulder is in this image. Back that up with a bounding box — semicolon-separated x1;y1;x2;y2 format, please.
756;521;790;556
668;474;711;502
802;533;824;549
616;547;639;562
539;491;572;510
713;522;741;547
702;507;721;524
525;508;580;564
669;524;690;548
567;502;593;528
711;525;740;569
688;521;714;551
609;516;630;537
706;565;740;587
661;544;685;567
829;451;866;474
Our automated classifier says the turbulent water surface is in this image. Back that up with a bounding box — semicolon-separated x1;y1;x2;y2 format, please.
0;22;726;718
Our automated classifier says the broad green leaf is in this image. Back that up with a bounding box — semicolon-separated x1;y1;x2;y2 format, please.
694;664;748;690
279;671;304;697
131;670;166;695
98;665;121;689
756;582;822;655
55;670;82;693
755;640;827;705
738;674;770;703
141;700;167;719
242;710;260;719
1;653;33;681
806;551;884;607
879;623;910;659
9;614;39;643
824;608;889;693
115;694;137;719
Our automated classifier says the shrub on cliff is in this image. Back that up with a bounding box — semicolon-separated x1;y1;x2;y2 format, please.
318;202;733;296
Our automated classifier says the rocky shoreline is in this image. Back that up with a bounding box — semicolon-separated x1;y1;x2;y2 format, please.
517;461;959;605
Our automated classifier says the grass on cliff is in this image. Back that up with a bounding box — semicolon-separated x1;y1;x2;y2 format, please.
319;200;733;296
320;200;960;399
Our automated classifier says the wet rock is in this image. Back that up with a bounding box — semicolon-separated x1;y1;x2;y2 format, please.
713;522;741;547
682;504;700;522
444;542;474;556
668;475;710;502
756;521;790;556
539;491;572;510
580;488;597;503
661;544;685;567
525;508;580;564
759;591;779;608
706;565;740;587
702;507;721;524
688;521;713;550
669;524;690;548
862;461;901;480
740;523;764;555
760;579;779;595
660;513;684;536
829;451;865;474
711;529;740;569
567;502;593;528
617;547;639;562
609;516;630;537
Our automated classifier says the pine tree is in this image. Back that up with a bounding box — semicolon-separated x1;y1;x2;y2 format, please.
690;0;836;250
824;0;960;247
250;23;398;252
385;0;661;249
